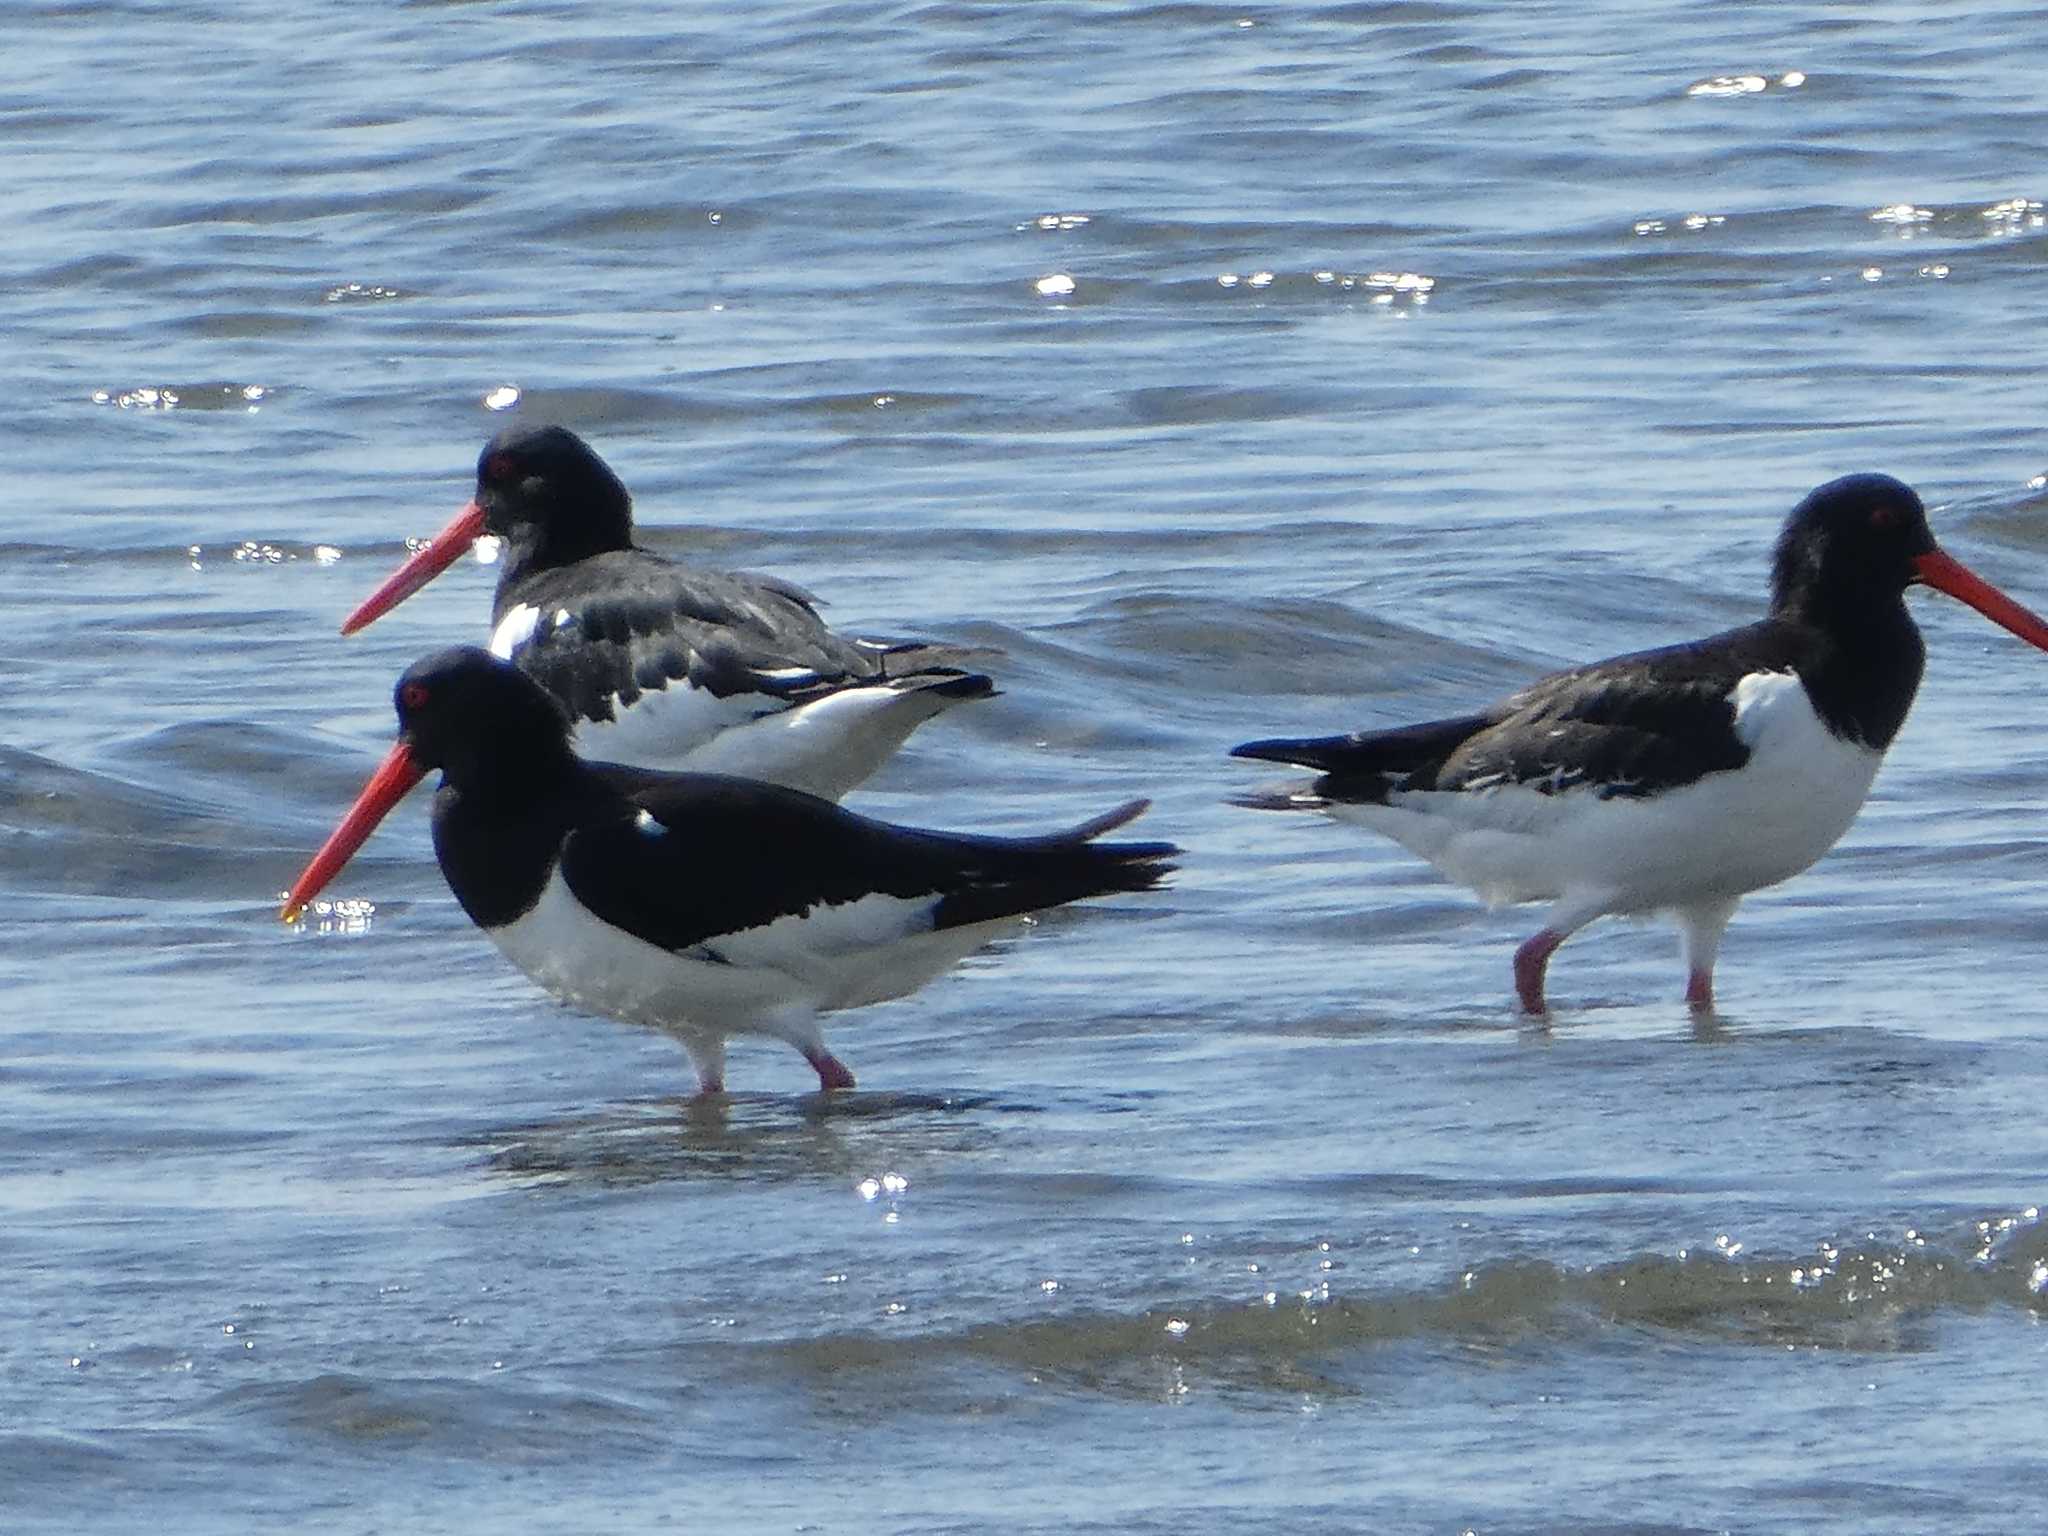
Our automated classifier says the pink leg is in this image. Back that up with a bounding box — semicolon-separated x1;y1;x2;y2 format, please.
806;1049;856;1092
1513;928;1564;1015
1676;898;1736;1014
1685;967;1714;1010
681;1030;727;1098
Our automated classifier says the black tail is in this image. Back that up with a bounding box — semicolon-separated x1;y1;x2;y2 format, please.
1053;796;1151;841
1228;784;1335;812
866;637;1005;677
886;667;999;703
1231;713;1492;774
932;800;1176;930
1229;732;1362;772
1230;731;1386;810
1231;713;1493;809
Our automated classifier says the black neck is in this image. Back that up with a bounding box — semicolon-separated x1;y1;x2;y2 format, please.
429;756;614;928
1781;590;1925;749
492;518;633;602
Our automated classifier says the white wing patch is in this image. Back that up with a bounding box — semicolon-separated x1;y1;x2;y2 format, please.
575;679;785;767
1729;669;1809;749
715;891;936;966
488;603;543;659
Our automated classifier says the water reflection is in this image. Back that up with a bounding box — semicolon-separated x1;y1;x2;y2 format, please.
470;1091;1010;1189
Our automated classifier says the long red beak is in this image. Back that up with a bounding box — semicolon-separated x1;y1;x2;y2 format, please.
1914;548;2048;651
280;741;428;923
338;500;488;636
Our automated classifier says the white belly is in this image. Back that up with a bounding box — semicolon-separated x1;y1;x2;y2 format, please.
484;870;1015;1038
1334;671;1884;913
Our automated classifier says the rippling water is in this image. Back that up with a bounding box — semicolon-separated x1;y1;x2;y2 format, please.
9;2;2048;1530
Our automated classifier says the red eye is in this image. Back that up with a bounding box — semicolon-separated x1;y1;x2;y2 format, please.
401;682;430;710
1870;504;1902;528
483;453;516;483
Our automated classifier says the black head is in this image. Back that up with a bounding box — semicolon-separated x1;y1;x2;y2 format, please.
1769;473;1936;617
393;645;576;787
473;424;635;561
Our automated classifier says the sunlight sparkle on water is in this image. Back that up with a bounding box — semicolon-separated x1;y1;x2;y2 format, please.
91;383;270;411
1635;216;1724;236
94;387;179;410
1684;71;1805;97
1687;74;1767;98
1981;197;2044;230
286;896;377;935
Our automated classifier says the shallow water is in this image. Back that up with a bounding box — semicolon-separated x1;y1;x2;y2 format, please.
7;2;2048;1530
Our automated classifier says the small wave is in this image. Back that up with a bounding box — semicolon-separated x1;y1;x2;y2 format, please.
193;1371;665;1456
745;1211;2048;1400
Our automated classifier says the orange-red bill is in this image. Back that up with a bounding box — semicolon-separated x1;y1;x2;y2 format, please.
280;740;427;923
338;500;488;636
1914;548;2048;652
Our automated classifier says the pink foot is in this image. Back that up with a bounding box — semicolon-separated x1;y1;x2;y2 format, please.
1685;968;1714;1010
807;1050;856;1092
1513;929;1563;1015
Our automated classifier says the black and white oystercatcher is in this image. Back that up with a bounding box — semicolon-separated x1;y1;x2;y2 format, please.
1232;474;2048;1014
339;425;993;799
283;647;1175;1095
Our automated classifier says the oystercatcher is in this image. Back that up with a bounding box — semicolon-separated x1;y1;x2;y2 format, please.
283;647;1175;1095
338;425;994;799
1232;474;2048;1014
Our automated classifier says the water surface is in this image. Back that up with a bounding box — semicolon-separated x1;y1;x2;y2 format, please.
6;3;2048;1531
